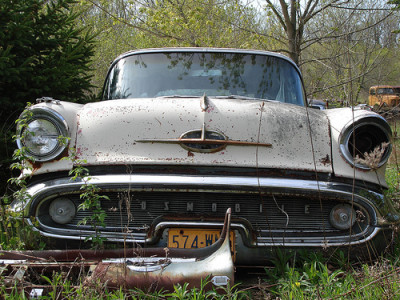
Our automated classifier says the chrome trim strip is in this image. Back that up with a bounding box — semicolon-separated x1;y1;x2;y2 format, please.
36;219;374;247
27;218;148;243
137;124;272;150
136;138;272;147
254;226;382;247
28;218;383;247
24;174;382;200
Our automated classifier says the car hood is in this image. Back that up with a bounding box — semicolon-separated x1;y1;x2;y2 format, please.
74;97;332;173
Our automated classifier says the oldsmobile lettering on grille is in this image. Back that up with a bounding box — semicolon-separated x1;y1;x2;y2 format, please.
138;201;311;214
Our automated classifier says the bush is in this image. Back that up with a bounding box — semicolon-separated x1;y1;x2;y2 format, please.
0;0;96;196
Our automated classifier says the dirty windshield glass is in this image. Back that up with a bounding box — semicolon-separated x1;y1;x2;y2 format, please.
377;88;395;95
103;52;305;105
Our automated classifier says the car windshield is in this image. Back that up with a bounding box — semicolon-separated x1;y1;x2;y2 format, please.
377;88;395;95
103;51;305;106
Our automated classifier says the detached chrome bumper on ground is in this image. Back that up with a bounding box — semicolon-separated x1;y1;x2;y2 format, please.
0;209;234;293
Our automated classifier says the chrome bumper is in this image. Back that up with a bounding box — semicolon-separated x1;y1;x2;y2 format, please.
0;209;235;291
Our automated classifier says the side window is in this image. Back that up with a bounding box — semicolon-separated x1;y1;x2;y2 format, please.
370;88;375;95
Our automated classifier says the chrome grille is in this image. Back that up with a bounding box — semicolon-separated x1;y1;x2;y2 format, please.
38;192;368;235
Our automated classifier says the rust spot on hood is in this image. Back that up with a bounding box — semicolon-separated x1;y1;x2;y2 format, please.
30;148;70;172
320;154;331;166
30;160;43;171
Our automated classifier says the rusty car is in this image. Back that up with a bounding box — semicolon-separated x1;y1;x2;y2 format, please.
369;85;400;109
11;48;399;272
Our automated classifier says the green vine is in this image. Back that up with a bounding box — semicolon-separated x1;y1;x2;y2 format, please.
1;103;45;250
2;103;109;250
66;149;109;249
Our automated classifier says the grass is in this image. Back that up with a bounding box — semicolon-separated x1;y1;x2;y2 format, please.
257;247;400;299
0;276;250;299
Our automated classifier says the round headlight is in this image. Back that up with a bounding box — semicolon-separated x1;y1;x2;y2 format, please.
23;119;61;156
49;198;76;224
17;108;68;161
329;204;356;230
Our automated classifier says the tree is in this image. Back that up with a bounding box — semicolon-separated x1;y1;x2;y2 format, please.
262;0;395;66
0;0;96;196
301;0;399;105
0;0;96;108
389;0;400;9
77;0;263;92
135;0;260;48
263;0;347;65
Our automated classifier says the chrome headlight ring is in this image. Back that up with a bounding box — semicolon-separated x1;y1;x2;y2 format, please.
339;115;392;170
17;107;69;162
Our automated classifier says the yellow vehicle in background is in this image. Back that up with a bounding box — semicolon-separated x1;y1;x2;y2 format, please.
369;85;400;109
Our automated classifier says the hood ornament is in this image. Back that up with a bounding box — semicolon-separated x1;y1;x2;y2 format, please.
180;125;226;153
137;124;272;153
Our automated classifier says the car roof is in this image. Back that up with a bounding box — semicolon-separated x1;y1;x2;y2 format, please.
370;85;394;89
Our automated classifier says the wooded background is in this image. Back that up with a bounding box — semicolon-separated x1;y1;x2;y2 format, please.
1;0;399;197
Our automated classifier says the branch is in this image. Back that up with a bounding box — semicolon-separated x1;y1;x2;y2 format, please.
331;5;393;11
265;0;287;31
300;9;394;53
310;51;385;94
303;0;350;25
85;0;188;43
302;0;318;18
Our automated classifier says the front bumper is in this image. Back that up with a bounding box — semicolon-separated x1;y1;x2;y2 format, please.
0;208;235;291
11;174;398;264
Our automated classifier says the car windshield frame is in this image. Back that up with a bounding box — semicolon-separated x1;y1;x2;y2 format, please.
102;49;306;106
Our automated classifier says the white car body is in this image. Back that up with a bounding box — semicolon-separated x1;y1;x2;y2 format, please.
12;48;398;265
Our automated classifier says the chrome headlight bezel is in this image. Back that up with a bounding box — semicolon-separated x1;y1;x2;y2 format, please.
339;115;392;170
16;107;69;162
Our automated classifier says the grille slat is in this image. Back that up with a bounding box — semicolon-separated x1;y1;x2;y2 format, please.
37;191;371;241
66;192;346;231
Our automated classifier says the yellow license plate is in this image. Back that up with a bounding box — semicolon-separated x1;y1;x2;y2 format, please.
168;228;235;251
